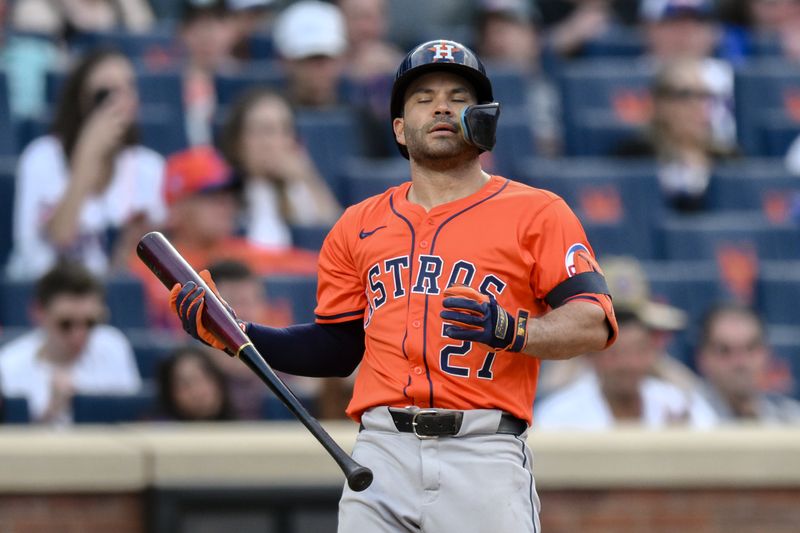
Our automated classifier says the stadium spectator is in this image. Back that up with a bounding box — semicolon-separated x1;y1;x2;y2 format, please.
203;259;313;420
785;135;800;174
537;256;702;398
272;0;347;109
338;0;401;81
696;303;800;423
11;0;154;36
3;0;63;119
220;88;341;249
156;345;235;421
717;0;800;62
476;0;562;157
534;308;718;430
0;262;141;426
131;146;317;329
544;0;616;57
612;58;737;211
5;48;166;280
179;0;238;146
6;0;154;118
639;0;737;150
337;0;402;156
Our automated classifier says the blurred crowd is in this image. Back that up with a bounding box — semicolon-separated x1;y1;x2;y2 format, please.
0;0;798;428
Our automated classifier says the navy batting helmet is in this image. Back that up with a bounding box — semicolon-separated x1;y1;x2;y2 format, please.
390;39;500;158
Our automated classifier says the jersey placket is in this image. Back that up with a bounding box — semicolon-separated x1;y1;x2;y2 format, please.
404;214;439;408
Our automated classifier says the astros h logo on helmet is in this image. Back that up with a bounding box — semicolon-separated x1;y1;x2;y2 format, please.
428;41;460;62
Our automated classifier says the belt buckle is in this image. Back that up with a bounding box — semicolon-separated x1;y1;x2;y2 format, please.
411;409;440;439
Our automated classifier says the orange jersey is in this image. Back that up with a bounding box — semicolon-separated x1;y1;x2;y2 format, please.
315;175;617;424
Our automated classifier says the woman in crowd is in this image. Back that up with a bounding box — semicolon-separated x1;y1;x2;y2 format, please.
156;346;234;422
220;87;341;249
6;48;166;280
613;58;738;211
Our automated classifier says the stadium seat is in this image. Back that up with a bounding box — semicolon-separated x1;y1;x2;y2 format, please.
72;390;157;423
290;224;332;252
582;27;645;58
105;276;148;329
708;160;800;219
642;260;729;364
758;262;800;327
0;71;16;156
246;34;275;61
644;261;727;321
261;393;318;421
0;276;148;329
0;162;15;268
0;280;33;327
734;59;800;156
68;27;177;61
137;104;188;155
659;211;800;261
342;157;408;205
2;396;31;424
126;329;184;381
557;60;654;156
46;67;184;111
516;158;662;259
484;65;528;108
295;107;365;198
489;106;537;177
767;325;800;399
759;111;799;157
263;275;318;323
214;64;285;108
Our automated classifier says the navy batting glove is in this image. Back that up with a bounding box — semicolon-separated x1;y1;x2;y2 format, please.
440;285;528;352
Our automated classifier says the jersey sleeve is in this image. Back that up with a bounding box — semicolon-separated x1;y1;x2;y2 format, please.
527;198;618;346
314;211;367;324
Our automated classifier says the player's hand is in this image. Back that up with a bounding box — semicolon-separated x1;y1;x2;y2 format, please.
440;285;528;352
169;269;241;353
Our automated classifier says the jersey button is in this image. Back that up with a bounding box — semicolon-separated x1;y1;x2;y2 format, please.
427;218;435;225
412;320;421;328
413;366;424;375
420;240;429;249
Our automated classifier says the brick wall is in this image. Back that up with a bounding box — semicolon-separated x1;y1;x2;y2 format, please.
0;494;144;533
540;489;800;533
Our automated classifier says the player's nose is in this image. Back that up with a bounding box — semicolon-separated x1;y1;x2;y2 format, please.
433;98;454;116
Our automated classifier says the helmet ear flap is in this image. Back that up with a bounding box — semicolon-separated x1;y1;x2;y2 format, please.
460;103;501;152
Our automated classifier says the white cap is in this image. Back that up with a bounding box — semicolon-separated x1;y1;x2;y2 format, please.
273;1;347;60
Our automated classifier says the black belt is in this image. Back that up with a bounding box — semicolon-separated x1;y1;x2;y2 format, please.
361;410;527;438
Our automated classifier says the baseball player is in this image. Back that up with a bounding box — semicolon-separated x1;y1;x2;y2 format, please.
171;39;618;533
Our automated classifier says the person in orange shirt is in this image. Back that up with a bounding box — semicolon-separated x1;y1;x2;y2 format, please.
169;40;617;532
131;145;316;329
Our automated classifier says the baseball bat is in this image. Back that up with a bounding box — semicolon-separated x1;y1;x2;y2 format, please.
136;231;373;492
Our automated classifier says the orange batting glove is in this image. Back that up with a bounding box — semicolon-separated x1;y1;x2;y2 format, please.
440;284;529;352
169;269;237;352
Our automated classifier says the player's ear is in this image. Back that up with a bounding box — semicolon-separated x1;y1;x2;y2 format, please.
393;117;406;148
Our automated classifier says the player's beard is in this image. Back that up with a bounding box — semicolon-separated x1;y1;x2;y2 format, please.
404;118;480;167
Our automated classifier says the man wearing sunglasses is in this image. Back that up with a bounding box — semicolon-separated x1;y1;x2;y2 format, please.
696;303;800;424
0;262;141;425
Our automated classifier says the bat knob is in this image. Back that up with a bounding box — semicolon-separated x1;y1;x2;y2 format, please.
347;466;373;492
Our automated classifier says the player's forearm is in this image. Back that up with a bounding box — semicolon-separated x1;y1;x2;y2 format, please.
245;320;365;377
521;300;610;360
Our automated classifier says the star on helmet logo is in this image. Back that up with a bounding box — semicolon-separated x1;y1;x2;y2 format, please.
428;41;460;62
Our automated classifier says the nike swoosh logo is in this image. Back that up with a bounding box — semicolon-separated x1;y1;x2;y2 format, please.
359;226;387;239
